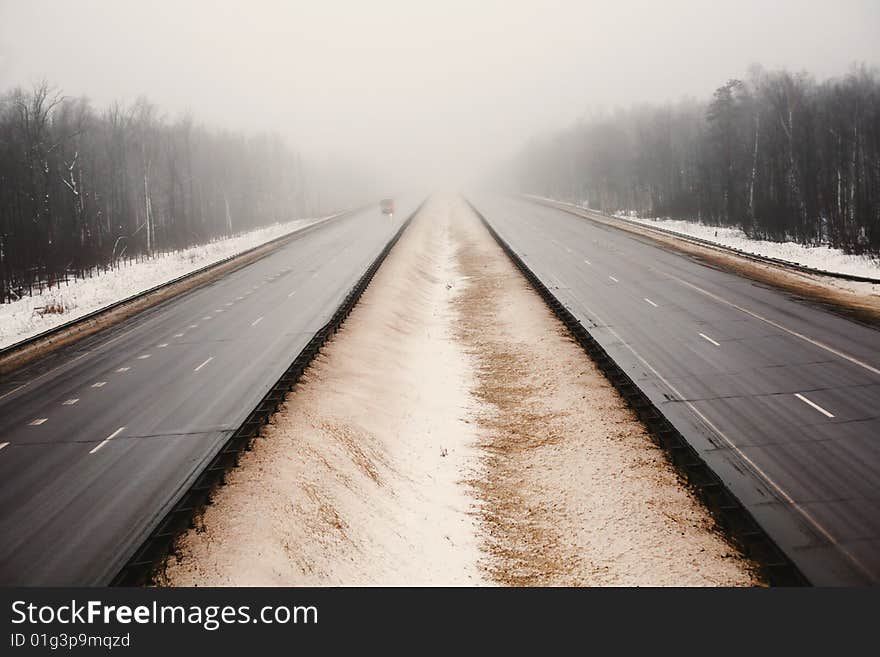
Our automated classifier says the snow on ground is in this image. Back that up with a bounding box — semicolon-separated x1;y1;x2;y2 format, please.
618;213;880;280
0;215;330;349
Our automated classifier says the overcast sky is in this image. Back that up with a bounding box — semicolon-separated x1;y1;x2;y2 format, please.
1;0;878;189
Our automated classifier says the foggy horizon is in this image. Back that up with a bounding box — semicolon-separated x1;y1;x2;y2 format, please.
2;0;880;190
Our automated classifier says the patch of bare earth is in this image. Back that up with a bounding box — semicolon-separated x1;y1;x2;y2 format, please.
161;194;759;587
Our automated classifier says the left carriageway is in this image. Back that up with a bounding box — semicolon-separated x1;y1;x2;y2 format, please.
0;202;417;585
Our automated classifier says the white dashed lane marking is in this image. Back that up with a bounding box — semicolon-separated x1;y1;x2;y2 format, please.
90;427;125;455
583;258;592;265
193;357;214;372
0;442;8;452
608;275;619;283
157;343;168;348
116;367;130;373
29;418;47;426
92;382;107;388
173;333;185;338
699;333;721;347
644;298;658;308
667;273;880;377
62;399;79;405
251;316;264;327
137;354;151;360
795;393;835;418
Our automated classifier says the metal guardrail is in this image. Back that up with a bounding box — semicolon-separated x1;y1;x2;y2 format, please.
0;208;361;365
527;196;880;285
111;201;423;586
468;198;807;586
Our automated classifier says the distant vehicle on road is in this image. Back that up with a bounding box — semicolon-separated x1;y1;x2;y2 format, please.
380;198;395;215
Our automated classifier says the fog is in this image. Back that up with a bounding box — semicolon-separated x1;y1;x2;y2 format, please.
1;0;879;191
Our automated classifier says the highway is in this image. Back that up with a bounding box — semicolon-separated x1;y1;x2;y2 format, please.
0;203;416;585
470;194;880;586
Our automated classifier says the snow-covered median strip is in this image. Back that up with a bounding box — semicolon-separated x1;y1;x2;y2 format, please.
0;215;334;349
162;196;757;586
616;213;880;280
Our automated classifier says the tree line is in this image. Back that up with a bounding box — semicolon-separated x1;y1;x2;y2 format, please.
504;65;880;255
0;83;371;303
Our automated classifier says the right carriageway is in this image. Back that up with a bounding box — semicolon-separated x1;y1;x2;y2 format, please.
468;194;880;586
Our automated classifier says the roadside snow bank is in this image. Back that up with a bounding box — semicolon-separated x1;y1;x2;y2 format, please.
525;196;880;280
618;214;880;280
0;216;329;349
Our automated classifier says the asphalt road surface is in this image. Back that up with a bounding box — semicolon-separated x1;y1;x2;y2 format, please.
471;194;880;586
0;203;416;585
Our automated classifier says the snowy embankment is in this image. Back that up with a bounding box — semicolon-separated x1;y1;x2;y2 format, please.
527;196;880;280
617;213;880;280
0;215;328;349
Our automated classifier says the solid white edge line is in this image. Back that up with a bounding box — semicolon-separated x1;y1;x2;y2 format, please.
90;426;125;454
699;332;721;347
194;356;214;372
794;393;835;418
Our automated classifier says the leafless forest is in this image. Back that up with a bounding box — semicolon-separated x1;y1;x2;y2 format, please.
508;66;880;254
0;84;367;303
